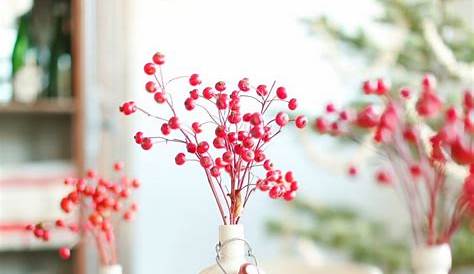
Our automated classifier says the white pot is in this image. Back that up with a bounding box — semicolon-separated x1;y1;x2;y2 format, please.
100;265;123;274
199;225;264;274
411;244;452;274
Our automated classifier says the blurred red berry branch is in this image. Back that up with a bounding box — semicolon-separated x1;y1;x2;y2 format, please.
25;162;139;265
120;52;307;225
313;74;474;245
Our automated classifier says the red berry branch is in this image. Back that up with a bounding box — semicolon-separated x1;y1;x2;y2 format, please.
26;162;139;265
120;52;307;225
313;74;474;245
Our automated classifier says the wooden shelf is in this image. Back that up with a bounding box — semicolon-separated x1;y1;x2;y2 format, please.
0;99;75;114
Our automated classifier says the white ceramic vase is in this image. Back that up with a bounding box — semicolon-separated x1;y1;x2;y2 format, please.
199;225;264;274
411;244;452;274
100;265;123;274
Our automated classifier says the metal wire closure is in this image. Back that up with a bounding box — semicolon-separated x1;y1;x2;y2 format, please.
215;238;260;274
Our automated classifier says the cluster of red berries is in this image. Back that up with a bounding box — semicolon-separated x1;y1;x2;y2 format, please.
120;52;307;224
26;162;139;264
313;74;474;243
256;167;299;201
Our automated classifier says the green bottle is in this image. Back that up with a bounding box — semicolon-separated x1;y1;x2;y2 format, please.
48;2;72;98
11;12;32;78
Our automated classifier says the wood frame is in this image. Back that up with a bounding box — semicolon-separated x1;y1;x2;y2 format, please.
71;0;86;273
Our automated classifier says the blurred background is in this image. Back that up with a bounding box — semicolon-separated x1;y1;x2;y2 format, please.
0;0;472;274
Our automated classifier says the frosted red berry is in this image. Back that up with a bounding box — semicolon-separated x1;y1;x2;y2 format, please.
175;153;186;165
295;115;307;128
145;81;157;93
144;63;156;75
59;247;71;260
276;87;287;99
275;112;289;127
288;98;298;110
189;74;202;86
152;52;165;65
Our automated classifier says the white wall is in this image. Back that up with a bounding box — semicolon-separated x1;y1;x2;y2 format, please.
126;0;407;273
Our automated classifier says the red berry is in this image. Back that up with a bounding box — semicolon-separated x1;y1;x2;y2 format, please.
168;116;180;129
283;191;296;201
227;132;237;143
34;228;45;238
187;143;197;153
254;150;266;162
242;137;254;148
445;107;458;123
145;81;157;93
275;112;289;127
256;85;267;97
290;181;299;191
295;115;307;128
263;160;273;170
339;110;349;121
152;52;165;65
250;113;263;126
215;81;226;92
215;126;226;138
213;137;226;149
190;89;199;100
376;78;389;95
132;179;141;188
59;247;71;260
269;186;282;199
288;98;298;110
400;87;411;99
189;74;202;86
202;87;214;99
416;91;442;117
119;101;136;115
200;156;212;168
25;224;34;231
257;180;270;192
185;98;195;111
238;78;250;92
144;63;156;75
222;151;233;163
192;122;202;134
210;166;220;177
175;153;186;165
216;95;228;110
464;90;474;109
284;171;294;182
362;80;376;94
314;117;328;133
403;128;417;143
375;170;391;185
89;212;104;226
348;165;358;177
242;150;255;162
114;161;124;171
422;74;436;91
250;126;265;139
410;165;422;177
197;141;210;154
161;123;171;135
60;198;73;213
141;138;153;150
154;92;166;104
326;103;336;113
124;211;134;221
276;87;287;99
356;105;379;128
86;169;96;179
